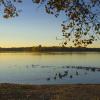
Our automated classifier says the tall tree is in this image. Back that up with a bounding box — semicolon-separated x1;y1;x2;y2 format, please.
0;0;100;47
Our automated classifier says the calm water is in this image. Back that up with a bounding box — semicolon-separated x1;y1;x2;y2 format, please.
0;52;100;84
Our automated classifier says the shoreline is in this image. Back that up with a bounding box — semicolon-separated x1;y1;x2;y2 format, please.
0;47;100;52
0;83;100;100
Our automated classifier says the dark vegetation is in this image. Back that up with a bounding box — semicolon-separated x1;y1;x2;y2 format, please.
0;46;100;52
0;83;100;100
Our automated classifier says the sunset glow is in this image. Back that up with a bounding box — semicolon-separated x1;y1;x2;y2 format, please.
0;0;99;48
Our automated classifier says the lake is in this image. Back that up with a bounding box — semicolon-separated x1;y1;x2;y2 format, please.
0;52;100;84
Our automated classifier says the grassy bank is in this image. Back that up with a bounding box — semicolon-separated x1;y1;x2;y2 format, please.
0;83;100;100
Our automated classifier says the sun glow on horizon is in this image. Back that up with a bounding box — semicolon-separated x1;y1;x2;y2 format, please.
0;1;99;48
0;41;100;48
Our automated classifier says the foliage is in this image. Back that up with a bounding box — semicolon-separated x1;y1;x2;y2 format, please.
34;0;100;47
0;0;22;18
0;0;100;47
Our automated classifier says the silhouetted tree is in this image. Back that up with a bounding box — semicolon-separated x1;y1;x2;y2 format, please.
0;0;100;47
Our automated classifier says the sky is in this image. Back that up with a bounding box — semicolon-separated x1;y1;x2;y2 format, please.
0;0;100;48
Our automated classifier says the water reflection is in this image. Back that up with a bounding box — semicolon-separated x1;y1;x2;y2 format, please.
17;63;100;81
0;52;100;84
8;64;100;83
1;63;100;84
45;65;100;81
